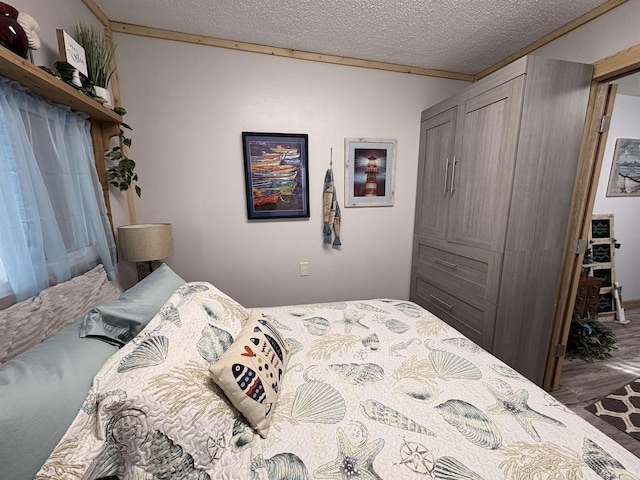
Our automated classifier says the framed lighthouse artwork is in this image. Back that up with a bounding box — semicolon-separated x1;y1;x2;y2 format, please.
344;138;396;207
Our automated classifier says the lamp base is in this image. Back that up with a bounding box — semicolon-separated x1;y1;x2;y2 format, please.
136;260;162;281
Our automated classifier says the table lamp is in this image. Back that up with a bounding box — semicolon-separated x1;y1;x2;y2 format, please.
117;223;174;280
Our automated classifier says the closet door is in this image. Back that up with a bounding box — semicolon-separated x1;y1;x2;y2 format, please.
414;106;457;240
447;77;525;251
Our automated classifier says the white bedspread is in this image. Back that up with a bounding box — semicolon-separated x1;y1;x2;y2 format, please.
38;282;640;479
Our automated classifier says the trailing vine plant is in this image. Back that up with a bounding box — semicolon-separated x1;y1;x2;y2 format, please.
106;106;141;197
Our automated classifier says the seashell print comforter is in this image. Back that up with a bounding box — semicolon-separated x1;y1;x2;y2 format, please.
38;282;640;479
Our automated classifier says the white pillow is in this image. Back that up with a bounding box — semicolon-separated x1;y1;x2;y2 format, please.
209;309;290;437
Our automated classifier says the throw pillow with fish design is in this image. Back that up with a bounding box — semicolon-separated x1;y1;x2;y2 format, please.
210;309;290;437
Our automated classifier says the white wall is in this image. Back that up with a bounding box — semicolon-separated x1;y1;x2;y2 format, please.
111;36;467;306
533;0;640;65
9;0;640;307
12;0;103;67
591;95;640;301
10;0;466;306
110;0;640;307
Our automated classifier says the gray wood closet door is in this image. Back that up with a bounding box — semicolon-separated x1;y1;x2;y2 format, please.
411;56;593;387
447;77;525;252
414;107;457;240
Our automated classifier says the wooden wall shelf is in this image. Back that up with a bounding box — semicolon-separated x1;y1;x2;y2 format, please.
0;47;121;123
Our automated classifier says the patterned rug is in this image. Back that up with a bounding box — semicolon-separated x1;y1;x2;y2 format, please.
585;378;640;441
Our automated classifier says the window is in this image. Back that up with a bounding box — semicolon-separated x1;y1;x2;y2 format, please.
0;77;116;304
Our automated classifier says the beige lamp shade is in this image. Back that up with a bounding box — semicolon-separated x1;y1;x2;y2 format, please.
117;223;174;262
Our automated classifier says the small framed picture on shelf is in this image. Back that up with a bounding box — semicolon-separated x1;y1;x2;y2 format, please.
242;132;310;219
344;138;396;207
56;29;87;77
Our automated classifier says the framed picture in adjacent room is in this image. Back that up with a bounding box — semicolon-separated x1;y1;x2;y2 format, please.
242;132;310;219
606;138;640;197
344;138;396;207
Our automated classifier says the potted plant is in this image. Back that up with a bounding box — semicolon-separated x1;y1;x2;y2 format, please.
566;313;618;362
72;25;141;206
73;23;115;106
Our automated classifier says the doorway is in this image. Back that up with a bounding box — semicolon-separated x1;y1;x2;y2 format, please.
590;72;640;315
545;44;640;391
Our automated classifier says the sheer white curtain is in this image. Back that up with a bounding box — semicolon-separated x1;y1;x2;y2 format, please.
0;77;116;302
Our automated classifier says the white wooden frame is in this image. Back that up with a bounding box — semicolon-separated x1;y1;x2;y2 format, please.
344;137;396;207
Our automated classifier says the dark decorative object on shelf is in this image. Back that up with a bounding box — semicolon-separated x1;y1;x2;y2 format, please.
566;314;618;362
0;2;27;58
39;61;104;104
0;1;17;16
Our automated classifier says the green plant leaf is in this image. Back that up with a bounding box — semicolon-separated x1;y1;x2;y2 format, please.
43;29;141;199
73;23;116;88
99;88;141;197
566;314;618;362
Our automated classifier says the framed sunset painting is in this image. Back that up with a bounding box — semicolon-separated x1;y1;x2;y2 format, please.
242;132;310;219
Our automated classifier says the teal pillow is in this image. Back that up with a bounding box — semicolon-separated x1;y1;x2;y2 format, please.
80;263;185;345
0;318;119;480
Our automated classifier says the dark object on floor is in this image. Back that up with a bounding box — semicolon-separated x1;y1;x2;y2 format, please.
585;378;640;441
566;314;618;362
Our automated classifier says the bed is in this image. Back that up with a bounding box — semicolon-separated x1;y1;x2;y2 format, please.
2;265;639;480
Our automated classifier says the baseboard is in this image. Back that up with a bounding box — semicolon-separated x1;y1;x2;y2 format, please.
623;299;640;311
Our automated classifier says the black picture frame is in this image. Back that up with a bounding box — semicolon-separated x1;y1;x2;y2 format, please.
242;132;310;219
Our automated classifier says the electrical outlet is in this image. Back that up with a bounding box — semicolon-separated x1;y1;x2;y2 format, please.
299;261;309;276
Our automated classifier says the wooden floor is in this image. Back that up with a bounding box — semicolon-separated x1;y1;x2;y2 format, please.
552;307;640;457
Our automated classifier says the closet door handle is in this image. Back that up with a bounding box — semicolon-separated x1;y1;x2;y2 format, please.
430;295;454;311
443;158;450;194
450;157;457;194
434;257;458;270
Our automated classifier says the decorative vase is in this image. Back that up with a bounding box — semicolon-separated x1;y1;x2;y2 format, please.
94;86;112;107
0;2;19;18
0;13;27;58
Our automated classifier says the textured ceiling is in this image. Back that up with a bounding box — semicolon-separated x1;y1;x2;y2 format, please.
95;0;612;76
